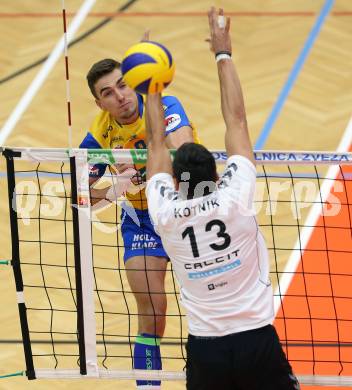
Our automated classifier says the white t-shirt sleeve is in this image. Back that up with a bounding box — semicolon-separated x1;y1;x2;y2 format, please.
218;155;257;209
146;172;177;229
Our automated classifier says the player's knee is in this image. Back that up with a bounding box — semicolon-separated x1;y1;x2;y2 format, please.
135;292;166;313
136;287;166;303
141;301;167;316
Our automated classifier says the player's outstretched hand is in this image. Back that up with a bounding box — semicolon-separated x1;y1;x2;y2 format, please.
207;7;231;55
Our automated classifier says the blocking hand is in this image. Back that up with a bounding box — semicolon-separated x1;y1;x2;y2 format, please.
207;7;232;55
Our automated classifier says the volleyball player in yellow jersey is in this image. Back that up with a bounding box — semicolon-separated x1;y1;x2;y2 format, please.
80;58;199;389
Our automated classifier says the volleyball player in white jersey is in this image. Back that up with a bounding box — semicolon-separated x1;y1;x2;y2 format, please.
144;7;300;390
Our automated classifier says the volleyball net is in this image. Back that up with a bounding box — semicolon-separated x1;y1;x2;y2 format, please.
2;147;352;386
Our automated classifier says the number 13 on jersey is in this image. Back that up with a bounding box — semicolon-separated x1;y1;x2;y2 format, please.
182;219;231;258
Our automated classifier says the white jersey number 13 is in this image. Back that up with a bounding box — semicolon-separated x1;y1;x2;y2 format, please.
181;219;231;258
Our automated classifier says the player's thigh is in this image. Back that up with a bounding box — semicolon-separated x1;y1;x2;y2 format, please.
186;335;235;390
125;255;168;295
235;325;299;390
258;326;299;390
258;344;300;390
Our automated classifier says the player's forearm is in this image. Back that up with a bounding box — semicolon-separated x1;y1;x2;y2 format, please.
146;142;172;178
217;58;247;133
145;93;173;178
217;59;254;163
145;93;167;146
90;186;109;205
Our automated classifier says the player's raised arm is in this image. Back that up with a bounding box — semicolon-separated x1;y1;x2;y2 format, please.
145;93;173;180
208;7;255;165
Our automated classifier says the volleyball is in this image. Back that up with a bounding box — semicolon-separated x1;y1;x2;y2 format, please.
121;41;175;94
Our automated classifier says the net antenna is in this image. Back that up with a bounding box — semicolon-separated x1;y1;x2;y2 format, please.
0;0;96;146
62;0;73;150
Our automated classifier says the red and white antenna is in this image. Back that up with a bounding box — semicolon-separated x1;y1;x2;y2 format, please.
62;0;73;149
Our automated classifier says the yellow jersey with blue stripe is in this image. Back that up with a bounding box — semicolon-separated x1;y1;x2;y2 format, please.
80;93;199;210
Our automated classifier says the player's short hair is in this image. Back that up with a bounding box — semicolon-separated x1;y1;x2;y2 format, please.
173;143;217;199
87;58;121;98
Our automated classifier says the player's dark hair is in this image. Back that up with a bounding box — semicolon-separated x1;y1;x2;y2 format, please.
87;58;121;98
173;143;217;199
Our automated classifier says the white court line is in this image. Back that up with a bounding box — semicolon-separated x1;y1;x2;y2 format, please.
0;0;96;146
274;115;352;314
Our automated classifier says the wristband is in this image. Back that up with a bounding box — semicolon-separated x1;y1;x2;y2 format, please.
215;51;231;60
216;53;232;62
215;50;231;57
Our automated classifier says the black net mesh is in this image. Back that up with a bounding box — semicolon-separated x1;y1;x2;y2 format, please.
4;152;352;379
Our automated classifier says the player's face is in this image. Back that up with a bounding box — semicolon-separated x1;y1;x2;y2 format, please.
94;68;139;124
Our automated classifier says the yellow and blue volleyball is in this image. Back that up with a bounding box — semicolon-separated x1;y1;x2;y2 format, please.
121;41;175;94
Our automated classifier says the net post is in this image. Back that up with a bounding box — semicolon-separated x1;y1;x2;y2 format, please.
70;154;87;375
3;148;36;380
69;150;98;377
